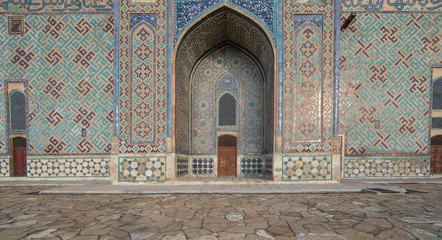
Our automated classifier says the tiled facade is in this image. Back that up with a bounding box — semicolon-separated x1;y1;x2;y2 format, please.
283;155;332;181
119;156;166;182
27;158;110;178
0;0;439;181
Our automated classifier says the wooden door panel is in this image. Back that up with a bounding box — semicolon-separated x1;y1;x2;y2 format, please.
431;146;442;174
14;147;27;177
218;147;236;176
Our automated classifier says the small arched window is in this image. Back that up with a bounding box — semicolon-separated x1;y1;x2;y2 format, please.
10;91;26;131
433;77;442;110
218;93;237;126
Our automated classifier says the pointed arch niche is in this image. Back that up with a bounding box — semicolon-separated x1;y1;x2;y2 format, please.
173;6;275;176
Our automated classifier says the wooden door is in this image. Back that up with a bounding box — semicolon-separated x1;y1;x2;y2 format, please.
218;147;237;176
431;146;442;174
13;147;27;176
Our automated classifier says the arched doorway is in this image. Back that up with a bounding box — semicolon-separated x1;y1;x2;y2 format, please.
174;6;275;177
431;135;442;174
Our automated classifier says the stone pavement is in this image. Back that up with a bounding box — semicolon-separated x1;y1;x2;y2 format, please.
0;178;441;239
3;176;442;195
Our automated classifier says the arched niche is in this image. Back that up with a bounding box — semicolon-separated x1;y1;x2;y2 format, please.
174;6;275;157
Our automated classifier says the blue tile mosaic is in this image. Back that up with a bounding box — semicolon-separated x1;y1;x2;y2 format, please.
119;157;166;182
0;158;9;177
192;157;214;175
240;157;263;175
344;158;430;178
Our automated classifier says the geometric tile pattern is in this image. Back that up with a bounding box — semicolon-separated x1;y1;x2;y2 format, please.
130;14;156;144
240;157;263;175
341;0;442;11
173;0;277;46
0;158;10;177
0;2;113;13
294;15;323;143
0;15;114;155
265;155;273;177
176;156;189;177
118;157;166;182
27;158;110;178
283;0;334;153
191;46;264;155
191;158;214;175
340;14;442;156
343;157;430;178
119;0;167;154
282;155;332;181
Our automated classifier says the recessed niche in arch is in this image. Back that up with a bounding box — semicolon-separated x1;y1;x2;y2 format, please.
10;91;26;131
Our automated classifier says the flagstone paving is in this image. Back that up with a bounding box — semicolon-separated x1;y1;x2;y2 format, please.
0;183;441;240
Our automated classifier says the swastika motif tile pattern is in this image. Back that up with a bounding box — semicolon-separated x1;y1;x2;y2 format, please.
173;0;276;46
119;0;167;153
176;156;189;177
283;155;332;181
295;0;323;3
192;157;214;175
27;158;110;178
0;158;9;177
175;8;274;155
119;157;166;182
265;155;272;177
344;158;430;178
0;1;113;13
240;157;263;175
339;14;442;156
283;0;334;153
294;15;323;143
130;14;157;144
0;15;114;155
192;46;264;155
341;0;442;12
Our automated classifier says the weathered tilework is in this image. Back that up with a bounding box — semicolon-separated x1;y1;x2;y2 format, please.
0;1;113;13
294;15;323;143
433;78;442;109
176;156;189;177
294;0;323;3
240;157;263;175
342;0;442;12
0;15;114;155
192;46;264;155
0;158;9;177
433;118;442;129
119;1;167;153
27;158;110;178
265;155;272;177
192;158;214;175
119;157;166;182
339;14;441;156
344;158;430;178
283;0;334;153
283;155;332;181
130;14;157;144
173;0;276;46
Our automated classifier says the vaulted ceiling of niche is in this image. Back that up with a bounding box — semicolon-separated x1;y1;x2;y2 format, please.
176;7;274;82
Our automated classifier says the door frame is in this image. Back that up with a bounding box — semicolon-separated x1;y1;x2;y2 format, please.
216;131;238;176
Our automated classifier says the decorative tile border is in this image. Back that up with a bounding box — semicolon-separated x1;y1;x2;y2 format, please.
176;156;189;177
283;155;332;181
344;158;430;178
240;157;263;175
119;156;166;182
27;158;110;178
191;157;214;175
0;158;10;177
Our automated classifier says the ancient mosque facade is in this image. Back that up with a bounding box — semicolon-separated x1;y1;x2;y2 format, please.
0;0;441;182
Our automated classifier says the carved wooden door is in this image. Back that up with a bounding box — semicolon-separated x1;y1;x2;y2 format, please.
13;147;27;176
431;145;442;174
218;147;237;176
